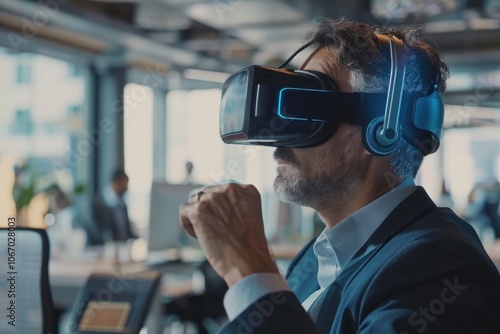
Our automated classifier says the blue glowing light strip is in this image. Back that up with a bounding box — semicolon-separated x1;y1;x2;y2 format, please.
277;87;330;122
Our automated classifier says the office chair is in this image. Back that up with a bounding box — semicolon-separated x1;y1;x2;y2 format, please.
0;227;55;334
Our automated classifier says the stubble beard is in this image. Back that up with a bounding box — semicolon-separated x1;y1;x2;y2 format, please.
273;162;362;211
273;131;363;211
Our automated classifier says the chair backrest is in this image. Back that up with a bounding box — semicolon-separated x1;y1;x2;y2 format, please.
0;227;54;334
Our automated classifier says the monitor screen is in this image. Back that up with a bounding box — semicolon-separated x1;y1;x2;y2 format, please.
78;301;131;332
147;182;202;264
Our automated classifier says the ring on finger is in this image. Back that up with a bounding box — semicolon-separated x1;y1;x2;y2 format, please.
197;191;204;202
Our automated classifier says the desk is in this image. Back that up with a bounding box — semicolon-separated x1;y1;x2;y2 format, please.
49;257;197;310
49;242;304;307
49;242;303;310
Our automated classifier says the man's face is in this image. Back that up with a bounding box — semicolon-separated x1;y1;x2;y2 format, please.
112;176;129;196
273;47;369;210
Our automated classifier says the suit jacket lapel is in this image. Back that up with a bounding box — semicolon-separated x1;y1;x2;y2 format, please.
286;238;320;303
307;187;437;330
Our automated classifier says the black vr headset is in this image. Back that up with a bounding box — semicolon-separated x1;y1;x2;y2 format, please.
219;34;444;156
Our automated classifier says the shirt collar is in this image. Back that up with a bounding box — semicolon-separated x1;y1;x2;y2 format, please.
313;178;416;289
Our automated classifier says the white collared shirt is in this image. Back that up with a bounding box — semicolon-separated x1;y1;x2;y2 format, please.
103;186;123;207
223;179;417;320
302;178;416;311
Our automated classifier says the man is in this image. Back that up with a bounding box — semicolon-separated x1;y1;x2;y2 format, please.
180;19;500;333
467;179;500;239
93;169;136;243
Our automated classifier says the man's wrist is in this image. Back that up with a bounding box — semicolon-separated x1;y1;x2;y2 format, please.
224;260;279;287
224;272;291;320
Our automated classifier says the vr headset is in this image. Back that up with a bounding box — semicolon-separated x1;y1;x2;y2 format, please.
219;34;444;156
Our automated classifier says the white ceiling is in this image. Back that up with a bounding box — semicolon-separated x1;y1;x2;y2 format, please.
1;0;500;106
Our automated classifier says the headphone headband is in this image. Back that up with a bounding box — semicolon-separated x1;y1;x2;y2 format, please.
363;34;407;155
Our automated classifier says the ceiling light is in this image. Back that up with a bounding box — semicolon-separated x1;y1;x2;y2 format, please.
183;69;230;83
371;0;460;22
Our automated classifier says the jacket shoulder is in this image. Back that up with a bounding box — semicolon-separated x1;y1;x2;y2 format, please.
348;208;500;333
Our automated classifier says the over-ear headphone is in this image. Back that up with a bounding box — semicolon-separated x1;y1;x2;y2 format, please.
362;34;444;156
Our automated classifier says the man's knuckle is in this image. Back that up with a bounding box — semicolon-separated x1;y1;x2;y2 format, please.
180;219;190;230
243;184;260;197
202;192;214;201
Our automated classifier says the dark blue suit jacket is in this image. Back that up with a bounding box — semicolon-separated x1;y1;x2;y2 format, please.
220;187;500;333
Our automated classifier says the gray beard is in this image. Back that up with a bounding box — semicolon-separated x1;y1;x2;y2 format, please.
273;126;364;211
273;167;362;211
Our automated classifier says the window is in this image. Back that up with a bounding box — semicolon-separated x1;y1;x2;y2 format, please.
165;89;224;184
11;109;33;135
15;56;31;84
68;63;83;78
67;105;82;116
0;47;89;228
124;83;154;230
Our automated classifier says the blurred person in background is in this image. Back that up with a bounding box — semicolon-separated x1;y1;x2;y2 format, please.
466;179;500;240
93;169;137;244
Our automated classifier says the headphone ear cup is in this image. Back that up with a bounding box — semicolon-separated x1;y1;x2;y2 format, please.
364;116;401;156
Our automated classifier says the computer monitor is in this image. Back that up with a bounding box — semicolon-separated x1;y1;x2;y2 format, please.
147;182;202;265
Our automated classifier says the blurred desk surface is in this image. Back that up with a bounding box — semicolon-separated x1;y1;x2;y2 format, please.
49;256;198;309
50;242;500;310
49;243;302;309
